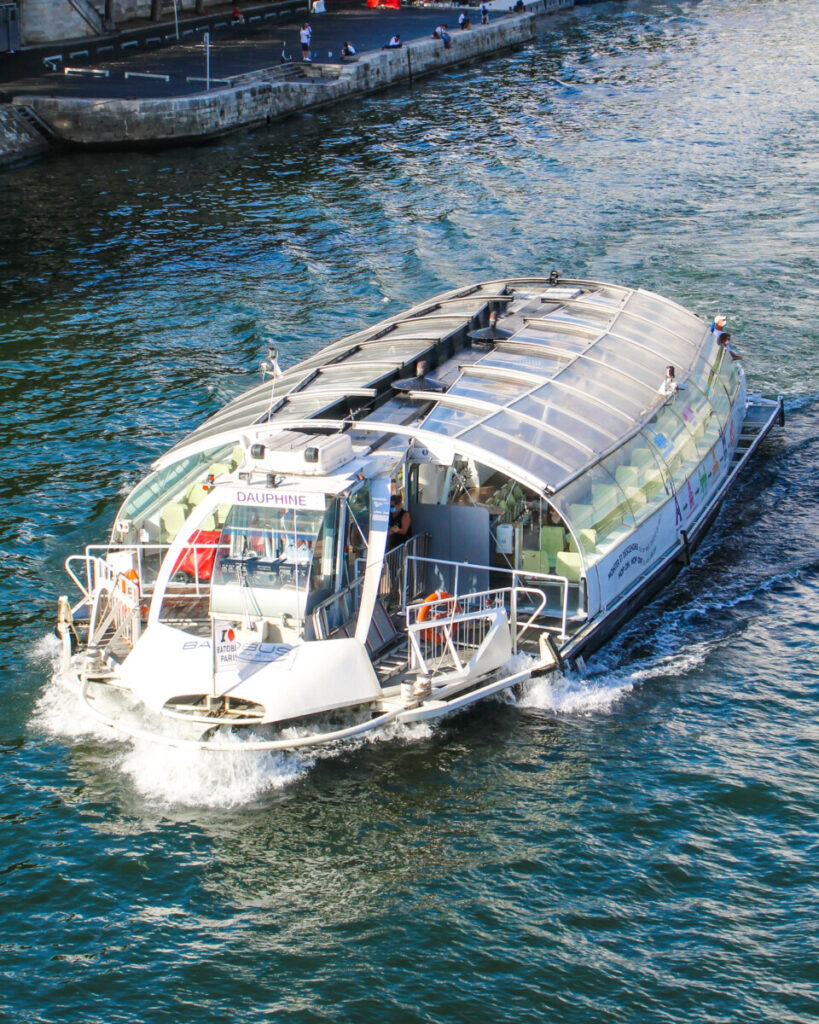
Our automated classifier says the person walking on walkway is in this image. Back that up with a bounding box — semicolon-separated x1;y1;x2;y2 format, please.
300;22;312;62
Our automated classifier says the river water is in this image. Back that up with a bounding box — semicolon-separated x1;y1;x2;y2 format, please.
2;0;818;1019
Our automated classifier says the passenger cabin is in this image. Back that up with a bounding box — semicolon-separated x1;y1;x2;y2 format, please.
108;277;745;654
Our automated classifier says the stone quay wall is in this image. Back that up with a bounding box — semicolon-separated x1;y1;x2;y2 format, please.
11;13;539;149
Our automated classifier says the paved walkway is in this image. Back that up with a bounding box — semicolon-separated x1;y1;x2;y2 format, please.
0;2;490;101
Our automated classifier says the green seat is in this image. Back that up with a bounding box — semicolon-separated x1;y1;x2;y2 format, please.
569;528;597;554
624;485;647;509
592;484;618;519
539;526;565;570
615;465;639;489
521;549;549;575
198;513;218;532
160;502;188;544
185;479;208;507
569;503;594;530
555;550;583;582
643;472;665;500
207;461;231;480
229;445;245;471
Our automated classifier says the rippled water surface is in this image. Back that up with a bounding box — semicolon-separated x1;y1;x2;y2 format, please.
2;0;818;1019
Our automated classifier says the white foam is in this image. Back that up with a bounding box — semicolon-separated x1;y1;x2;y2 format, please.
514;642;711;716
117;741;311;807
30;635;437;807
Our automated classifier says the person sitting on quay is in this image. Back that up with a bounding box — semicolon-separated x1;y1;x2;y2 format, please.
433;24;452;48
458;10;470;29
231;5;245;23
341;40;357;59
384;34;402;48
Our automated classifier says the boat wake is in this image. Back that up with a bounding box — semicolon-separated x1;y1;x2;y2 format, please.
30;636;434;807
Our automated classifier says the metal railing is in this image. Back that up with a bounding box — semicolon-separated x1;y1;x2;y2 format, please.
312;532;429;640
405;554;572;640
87;557;141;655
405;586;547;678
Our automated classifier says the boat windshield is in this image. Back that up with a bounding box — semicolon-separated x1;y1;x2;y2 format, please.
209;499;339;626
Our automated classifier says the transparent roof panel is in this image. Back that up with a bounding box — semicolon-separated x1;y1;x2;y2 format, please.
422;405;485;438
538;308;613;331
341;340;426;363
459;423;570;485
557;358;655;416
589;335;671;388
512;328;592;354
625;292;704;346
478;350;569;378
611;313;695;367
479;410;590;469
510;394;618;453
447;376;532;404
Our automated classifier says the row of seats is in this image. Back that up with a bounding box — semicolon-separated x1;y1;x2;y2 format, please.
520;524;597;582
159;447;244;543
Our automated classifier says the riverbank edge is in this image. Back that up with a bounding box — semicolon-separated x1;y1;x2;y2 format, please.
2;4;566;162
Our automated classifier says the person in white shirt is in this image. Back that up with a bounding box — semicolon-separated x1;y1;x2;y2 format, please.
658;365;679;396
300;22;312;61
385;33;401;48
341;40;356;58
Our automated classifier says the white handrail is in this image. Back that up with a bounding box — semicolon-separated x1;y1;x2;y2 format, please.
407;553;570;640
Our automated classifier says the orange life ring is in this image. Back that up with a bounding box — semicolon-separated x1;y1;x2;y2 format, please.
417;590;460;643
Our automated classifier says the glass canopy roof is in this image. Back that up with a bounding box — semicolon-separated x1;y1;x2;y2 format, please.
164;278;715;495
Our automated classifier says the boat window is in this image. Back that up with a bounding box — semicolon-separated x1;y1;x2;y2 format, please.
476;350;570;378
343;484;370;583
479;411;589;471
551;464;638;567
117;441;239;539
513;327;593;354
679;381;722;455
714;346;742;404
644;405;702;491
208;502;329;625
596;436;673;531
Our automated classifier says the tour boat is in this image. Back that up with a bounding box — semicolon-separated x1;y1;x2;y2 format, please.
56;275;783;750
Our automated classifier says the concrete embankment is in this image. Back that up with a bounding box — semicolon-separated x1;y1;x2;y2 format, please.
6;9;545;153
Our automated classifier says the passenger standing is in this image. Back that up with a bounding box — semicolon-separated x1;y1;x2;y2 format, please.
388;494;412;550
300;22;312;62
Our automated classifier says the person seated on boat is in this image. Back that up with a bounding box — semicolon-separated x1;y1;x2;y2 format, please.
658;365;681;396
716;331;742;361
388;494;412;550
281;534;312;564
384;34;402;48
710;313;727;338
